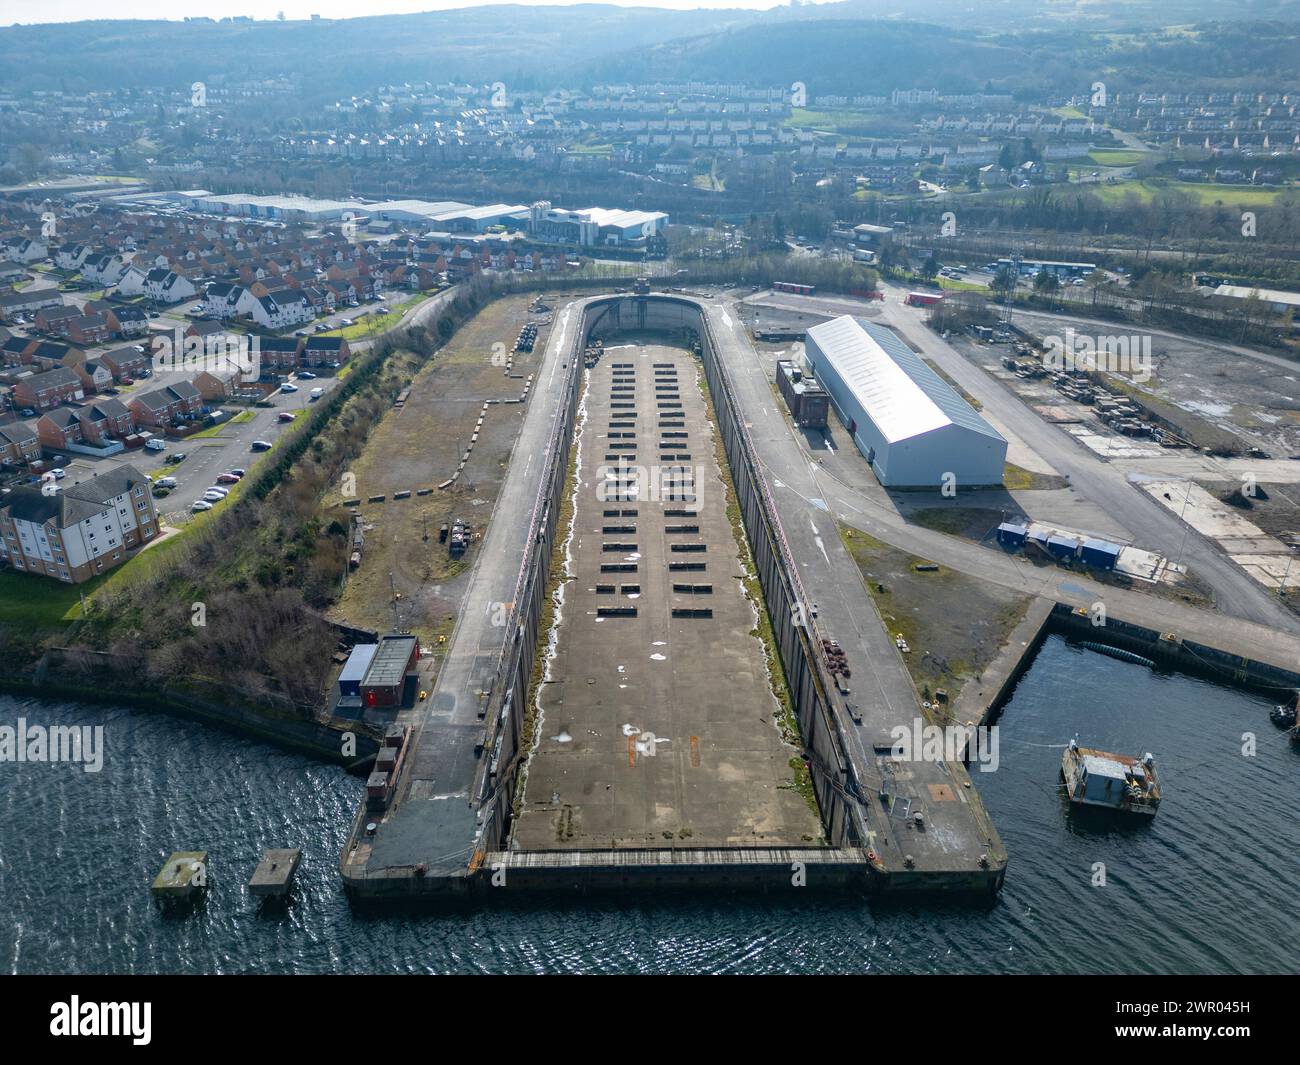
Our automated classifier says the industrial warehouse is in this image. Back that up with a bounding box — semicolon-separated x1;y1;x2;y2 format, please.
144;190;669;247
804;315;1007;488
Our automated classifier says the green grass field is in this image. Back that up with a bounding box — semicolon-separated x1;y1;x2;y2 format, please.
1088;149;1150;167
187;409;255;440
937;277;988;293
1091;179;1289;206
321;294;424;340
0;568;89;631
784;107;881;131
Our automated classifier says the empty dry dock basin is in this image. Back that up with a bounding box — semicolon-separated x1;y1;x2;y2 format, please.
513;340;822;850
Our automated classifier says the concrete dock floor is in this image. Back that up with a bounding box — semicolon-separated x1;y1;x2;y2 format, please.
513;340;823;850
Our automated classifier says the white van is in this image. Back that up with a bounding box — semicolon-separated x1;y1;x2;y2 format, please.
145;438;166;452
309;387;324;401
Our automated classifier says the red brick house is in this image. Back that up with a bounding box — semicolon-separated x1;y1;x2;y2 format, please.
66;313;113;347
99;346;150;382
76;398;136;443
127;380;203;427
12;366;85;411
255;336;302;373
36;408;83;449
0;421;41;465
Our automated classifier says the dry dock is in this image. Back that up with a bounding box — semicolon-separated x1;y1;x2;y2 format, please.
341;292;1008;899
512;341;821;850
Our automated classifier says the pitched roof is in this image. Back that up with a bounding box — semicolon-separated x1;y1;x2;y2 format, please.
0;463;149;528
806;316;1004;445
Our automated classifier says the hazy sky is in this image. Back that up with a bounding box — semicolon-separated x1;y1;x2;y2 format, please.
4;0;798;25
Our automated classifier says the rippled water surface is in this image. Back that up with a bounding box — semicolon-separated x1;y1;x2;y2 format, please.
2;634;1296;974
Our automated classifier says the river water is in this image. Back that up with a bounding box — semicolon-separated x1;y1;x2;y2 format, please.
2;633;1295;974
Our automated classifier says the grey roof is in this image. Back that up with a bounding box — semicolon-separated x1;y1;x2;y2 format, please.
807;316;1004;445
41;407;79;429
83;398;130;420
0;421;37;446
0;463;148;529
364;634;417;688
21;366;81;390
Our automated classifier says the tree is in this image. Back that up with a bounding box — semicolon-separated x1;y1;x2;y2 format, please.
991;267;1017;301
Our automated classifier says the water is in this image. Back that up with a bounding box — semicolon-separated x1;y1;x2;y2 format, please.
2;634;1296;974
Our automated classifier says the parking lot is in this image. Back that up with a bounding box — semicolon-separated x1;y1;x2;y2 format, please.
36;370;342;525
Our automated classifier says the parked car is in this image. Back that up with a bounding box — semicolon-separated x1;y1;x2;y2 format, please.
164;452;186;464
297;371;316;380
216;473;240;484
250;440;272;452
51;468;65;479
145;438;166;452
156;476;178;488
277;411;296;422
227;468;246;477
191;500;213;512
205;485;230;498
280;382;298;393
202;490;225;503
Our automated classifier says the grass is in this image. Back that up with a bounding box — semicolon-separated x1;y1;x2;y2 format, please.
0;525;197;634
1089;179;1288;207
907;506;1006;539
936;277;988;293
837;524;1030;715
784;107;881;131
320;294;425;340
1088;149;1149;167
0;569;92;631
186;410;255;439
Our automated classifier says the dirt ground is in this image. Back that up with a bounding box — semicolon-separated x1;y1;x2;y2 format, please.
325;295;551;646
839;524;1033;721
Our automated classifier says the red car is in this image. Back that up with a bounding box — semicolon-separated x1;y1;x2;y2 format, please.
216;473;241;484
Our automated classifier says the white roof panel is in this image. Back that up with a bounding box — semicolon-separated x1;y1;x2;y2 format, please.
808;317;1004;446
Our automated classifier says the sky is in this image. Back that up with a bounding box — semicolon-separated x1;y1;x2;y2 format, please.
3;0;801;25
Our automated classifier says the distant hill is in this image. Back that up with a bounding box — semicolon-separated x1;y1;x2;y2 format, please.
0;5;1296;97
0;7;761;95
574;18;1300;95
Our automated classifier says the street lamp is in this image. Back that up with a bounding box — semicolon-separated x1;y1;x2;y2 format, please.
1280;543;1298;599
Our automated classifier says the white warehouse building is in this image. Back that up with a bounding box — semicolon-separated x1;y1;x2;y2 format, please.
804;316;1006;488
